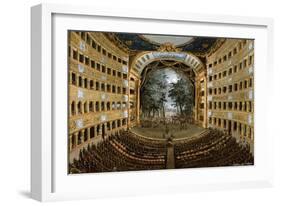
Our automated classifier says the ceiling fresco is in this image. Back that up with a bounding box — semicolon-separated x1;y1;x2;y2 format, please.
141;35;194;46
112;33;219;54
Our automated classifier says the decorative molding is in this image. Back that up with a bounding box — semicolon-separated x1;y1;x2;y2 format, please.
157;42;182;52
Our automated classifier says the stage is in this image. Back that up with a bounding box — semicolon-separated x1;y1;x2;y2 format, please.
131;123;206;140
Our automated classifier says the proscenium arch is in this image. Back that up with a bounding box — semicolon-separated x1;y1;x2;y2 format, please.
140;62;196;115
140;61;196;89
130;51;207;128
131;51;205;76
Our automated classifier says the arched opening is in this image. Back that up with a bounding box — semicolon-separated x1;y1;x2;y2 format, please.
90;126;95;138
78;131;82;145
107;102;111;111
130;58;205;138
129;51;208;130
96;82;100;91
140;65;195;119
84;129;88;142
122;102;126;109
112;121;116;129
71;135;75;148
71;101;75;115
228;120;232;134
95;102;99;112
107;84;111;92
101;102;105;111
102;124;105;138
89;101;94;112
112;102;116;110
96;125;100;135
107;122;111;131
90;80;94;89
117;102;121;110
78;76;82;87
71;73;76;85
77;101;82;114
84;78;88;89
101;83;105;91
84;102;88;113
112;85;116;93
122;119;126;126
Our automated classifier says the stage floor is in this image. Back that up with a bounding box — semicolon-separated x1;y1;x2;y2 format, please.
131;123;206;140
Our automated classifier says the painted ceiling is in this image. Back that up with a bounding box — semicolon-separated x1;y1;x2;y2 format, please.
113;33;218;54
141;35;194;46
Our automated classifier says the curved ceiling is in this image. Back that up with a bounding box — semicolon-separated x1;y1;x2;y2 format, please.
131;51;204;77
141;35;194;46
112;33;218;54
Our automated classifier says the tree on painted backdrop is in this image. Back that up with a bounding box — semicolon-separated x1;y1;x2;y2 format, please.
141;71;168;118
168;78;194;116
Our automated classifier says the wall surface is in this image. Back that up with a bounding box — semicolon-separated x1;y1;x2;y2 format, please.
0;0;280;205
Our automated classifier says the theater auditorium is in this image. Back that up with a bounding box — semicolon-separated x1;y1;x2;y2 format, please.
68;31;254;173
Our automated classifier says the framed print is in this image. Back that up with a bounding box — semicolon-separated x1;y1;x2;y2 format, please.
31;3;274;201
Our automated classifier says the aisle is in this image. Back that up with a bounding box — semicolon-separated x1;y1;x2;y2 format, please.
166;143;175;169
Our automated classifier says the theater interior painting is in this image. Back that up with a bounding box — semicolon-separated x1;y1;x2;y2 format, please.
67;31;254;174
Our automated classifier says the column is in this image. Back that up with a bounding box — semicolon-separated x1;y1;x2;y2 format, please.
241;123;244;140
247;125;251;140
87;101;90;113
136;80;141;125
250;126;254;140
104;123;107;134
248;101;251;112
76;102;80;115
87;128;91;141
69;72;72;85
194;78;198;122
226;120;230;135
84;76;88;88
69;103;72;117
82;102;85;114
127;79;131;129
74;132;78;149
83;129;87;142
99;125;102;136
81;77;85;88
73;102;76;115
76;76;79;87
81;130;85;143
203;74;208;128
107;124;110;136
231;121;235;137
69;135;72;151
108;101;111;111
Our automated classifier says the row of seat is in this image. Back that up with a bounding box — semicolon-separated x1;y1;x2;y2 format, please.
69;128;253;173
69;130;166;173
174;129;253;168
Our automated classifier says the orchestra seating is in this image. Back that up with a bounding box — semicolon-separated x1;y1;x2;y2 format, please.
174;128;253;168
69;130;166;173
69;129;253;174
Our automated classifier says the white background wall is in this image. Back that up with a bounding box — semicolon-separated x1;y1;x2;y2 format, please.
0;0;280;205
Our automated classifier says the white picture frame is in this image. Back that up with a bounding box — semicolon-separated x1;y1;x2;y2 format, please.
31;3;274;202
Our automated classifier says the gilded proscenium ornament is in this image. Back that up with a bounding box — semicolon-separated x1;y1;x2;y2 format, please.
158;42;182;52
